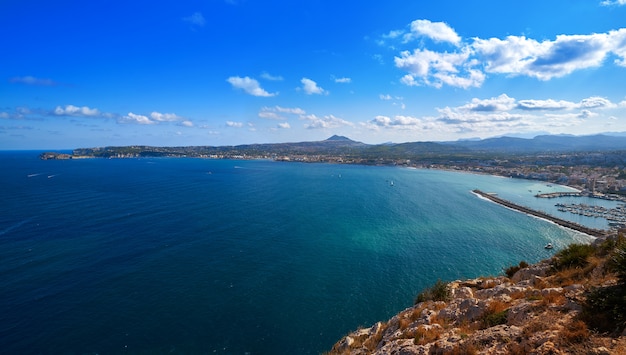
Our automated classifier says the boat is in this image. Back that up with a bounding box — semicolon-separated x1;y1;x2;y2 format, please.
544;243;553;249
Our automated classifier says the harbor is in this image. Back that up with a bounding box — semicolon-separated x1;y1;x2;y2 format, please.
473;189;608;238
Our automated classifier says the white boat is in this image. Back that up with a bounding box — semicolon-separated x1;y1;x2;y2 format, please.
544;243;553;249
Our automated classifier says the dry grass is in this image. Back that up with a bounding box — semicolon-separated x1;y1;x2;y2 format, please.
540;291;567;307
411;325;442;346
559;319;590;345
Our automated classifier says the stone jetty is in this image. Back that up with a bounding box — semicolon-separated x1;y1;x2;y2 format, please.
472;190;606;238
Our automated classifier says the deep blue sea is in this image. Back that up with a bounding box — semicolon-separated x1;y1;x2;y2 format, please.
0;152;600;354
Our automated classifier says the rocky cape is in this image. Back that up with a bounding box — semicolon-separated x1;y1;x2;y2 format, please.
326;236;626;355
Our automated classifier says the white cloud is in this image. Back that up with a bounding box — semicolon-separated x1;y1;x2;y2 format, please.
302;114;353;129
517;99;577;110
150;112;182;122
227;76;277;97
9;76;57;86
474;33;613;80
579;96;615;108
121;112;155;125
259;106;305;120
183;12;205;27
300;78;327;95
260;72;284;81
53;105;100;117
369;115;423;128
395;48;483;88
225;121;244;128
458;94;516;112
516;96;615;110
404;19;461;46
277;122;291;129
334;77;351;83
275;106;305;115
380;94;393;100
601;0;626;6
258;111;283;120
180;120;194;127
389;19;626;88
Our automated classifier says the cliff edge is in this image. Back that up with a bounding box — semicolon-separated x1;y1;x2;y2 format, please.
326;236;626;355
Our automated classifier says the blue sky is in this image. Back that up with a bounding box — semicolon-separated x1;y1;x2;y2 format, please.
2;0;626;149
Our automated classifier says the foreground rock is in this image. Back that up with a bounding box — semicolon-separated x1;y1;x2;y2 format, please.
326;253;626;354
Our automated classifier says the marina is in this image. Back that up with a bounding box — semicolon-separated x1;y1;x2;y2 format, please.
473;189;608;238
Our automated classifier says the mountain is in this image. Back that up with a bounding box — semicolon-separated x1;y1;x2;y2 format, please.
71;133;626;159
445;133;626;152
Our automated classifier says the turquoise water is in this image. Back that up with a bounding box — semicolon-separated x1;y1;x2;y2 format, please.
0;152;594;354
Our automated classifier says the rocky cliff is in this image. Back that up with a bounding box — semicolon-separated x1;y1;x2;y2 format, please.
327;236;626;354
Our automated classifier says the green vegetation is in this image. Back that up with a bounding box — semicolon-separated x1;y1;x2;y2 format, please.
551;243;595;271
504;260;529;278
582;241;626;334
415;279;451;304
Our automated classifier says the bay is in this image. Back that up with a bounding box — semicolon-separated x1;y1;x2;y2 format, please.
0;152;594;354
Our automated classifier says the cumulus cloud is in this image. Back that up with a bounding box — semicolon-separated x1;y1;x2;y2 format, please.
404;19;461;45
117;111;185;125
458;94;517;112
259;106;305;120
275;106;305;115
9;76;57;86
516;96;615;110
225;120;244;128
387;18;626;88
300;78;327;95
258;111;283;120
53;105;100;117
183;12;205;27
365;92;623;137
394;48;484;88
301;114;353;129
227;76;277;97
334;77;352;83
277;122;291;129
150;112;182;122
517;99;577;110
120;112;155;125
369;115;424;128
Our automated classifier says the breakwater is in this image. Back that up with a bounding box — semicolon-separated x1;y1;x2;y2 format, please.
473;189;606;238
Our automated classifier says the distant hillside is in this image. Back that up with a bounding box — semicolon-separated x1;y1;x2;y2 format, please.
446;134;626;152
70;133;626;159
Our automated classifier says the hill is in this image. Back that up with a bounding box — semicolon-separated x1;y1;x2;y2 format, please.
326;236;626;354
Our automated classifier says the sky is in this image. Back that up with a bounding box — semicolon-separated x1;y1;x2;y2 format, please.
2;0;626;149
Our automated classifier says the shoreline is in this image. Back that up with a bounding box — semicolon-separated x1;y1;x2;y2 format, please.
472;189;607;238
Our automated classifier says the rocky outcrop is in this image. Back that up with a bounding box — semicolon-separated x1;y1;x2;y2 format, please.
327;255;626;354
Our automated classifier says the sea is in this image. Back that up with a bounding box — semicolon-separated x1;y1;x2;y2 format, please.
0;151;609;354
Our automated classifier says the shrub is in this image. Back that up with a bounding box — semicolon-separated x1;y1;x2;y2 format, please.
415;279;451;304
552;243;595;271
560;320;589;344
504;260;529;278
481;300;509;329
613;243;626;284
582;283;626;334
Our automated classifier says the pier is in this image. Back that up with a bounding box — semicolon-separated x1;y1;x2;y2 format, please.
535;192;582;198
473;190;607;238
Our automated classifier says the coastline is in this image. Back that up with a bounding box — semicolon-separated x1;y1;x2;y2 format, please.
472;189;607;238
